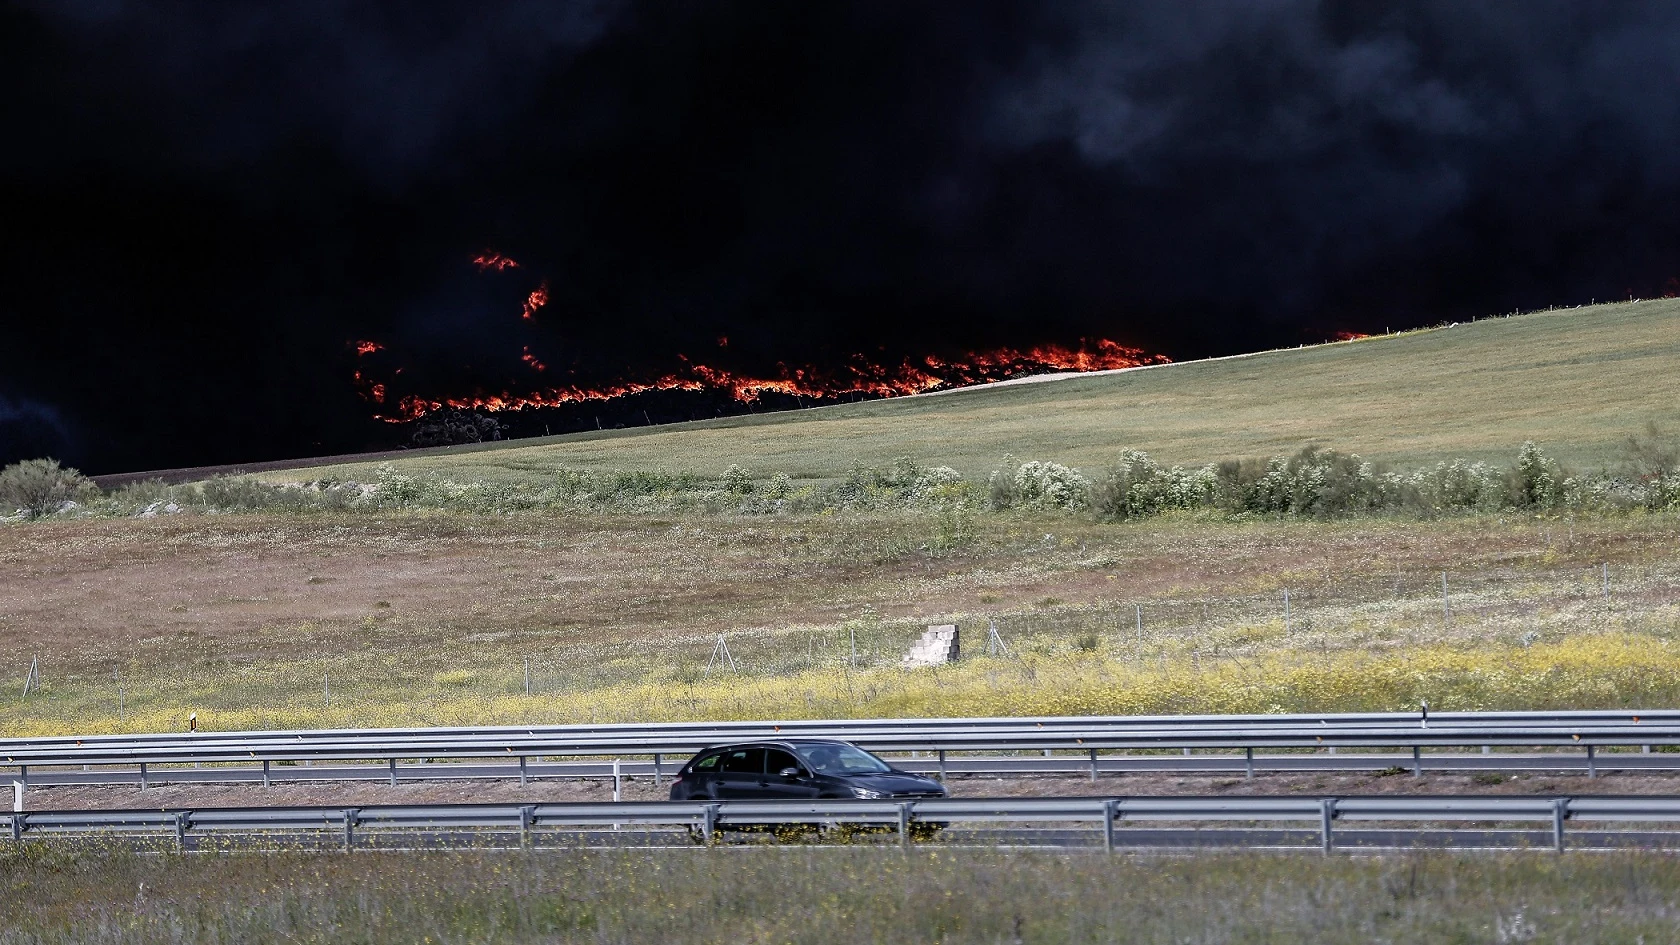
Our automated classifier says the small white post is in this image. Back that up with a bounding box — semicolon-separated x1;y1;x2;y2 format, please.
1603;562;1610;598
1134;603;1142;644
524;657;531;696
12;780;21;813
1283;590;1290;632
612;758;622;802
323;672;330;707
1442;572;1450;624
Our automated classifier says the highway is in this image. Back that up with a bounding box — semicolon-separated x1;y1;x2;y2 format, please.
10;749;1680;791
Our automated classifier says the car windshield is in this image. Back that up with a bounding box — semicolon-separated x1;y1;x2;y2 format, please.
799;743;890;775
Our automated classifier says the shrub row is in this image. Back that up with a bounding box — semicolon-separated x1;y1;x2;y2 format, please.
987;441;1680;519
5;429;1679;521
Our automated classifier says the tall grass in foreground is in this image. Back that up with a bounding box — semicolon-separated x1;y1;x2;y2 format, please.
9;634;1680;736
5;846;1679;943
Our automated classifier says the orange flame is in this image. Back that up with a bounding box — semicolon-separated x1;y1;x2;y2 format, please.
1330;331;1370;342
353;340;384;356
521;346;547;372
372;338;1167;422
522;280;549;321
472;251;520;272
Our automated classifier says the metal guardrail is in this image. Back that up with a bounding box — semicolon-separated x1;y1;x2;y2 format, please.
6;710;1679;788
9;795;1680;853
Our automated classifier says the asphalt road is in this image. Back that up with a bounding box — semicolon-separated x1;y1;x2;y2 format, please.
12;751;1679;789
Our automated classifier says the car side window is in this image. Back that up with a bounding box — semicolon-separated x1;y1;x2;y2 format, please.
719;748;765;774
764;749;802;775
693;753;720;771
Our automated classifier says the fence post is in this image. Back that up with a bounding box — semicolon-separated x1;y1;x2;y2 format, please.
1320;799;1336;854
897;801;912;847
613;759;622;802
524;657;532;696
1552;798;1568;853
11;780;21;813
520;805;535;850
702;803;719;844
1089;748;1099;782
139;762;148;791
1412;746;1422;779
1603;562;1609;598
262;759;270;788
519;756;528;787
1283;590;1290;632
343;808;358;852
1103;799;1117;853
174;812;188;851
390;758;399;787
1441;572;1450;624
1245;747;1255;781
654;753;664;788
9;811;21;842
938;749;947;783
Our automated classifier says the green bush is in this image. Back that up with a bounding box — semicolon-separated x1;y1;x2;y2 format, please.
0;458;97;518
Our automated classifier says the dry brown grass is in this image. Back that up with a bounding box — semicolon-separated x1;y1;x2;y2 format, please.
3;506;1678;734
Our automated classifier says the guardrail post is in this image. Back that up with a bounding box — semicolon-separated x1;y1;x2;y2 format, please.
1586;745;1596;779
520;805;535;849
343;808;358;852
1552;798;1567;853
519;756;528;787
390;758;399;787
1245;747;1254;781
897;801;912;847
10;812;22;842
654;753;663;788
1412;746;1421;779
174;812;188;851
1089;748;1098;782
16;766;24;789
937;750;947;783
1320;799;1336;854
262;759;270;788
1102;799;1117;853
702;804;719;844
139;762;147;791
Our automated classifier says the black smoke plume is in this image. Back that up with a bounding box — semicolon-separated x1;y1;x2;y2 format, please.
4;1;1679;472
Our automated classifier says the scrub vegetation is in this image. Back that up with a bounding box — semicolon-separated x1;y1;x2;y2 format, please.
5;846;1680;944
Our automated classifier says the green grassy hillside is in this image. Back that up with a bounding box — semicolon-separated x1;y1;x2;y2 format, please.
292;298;1678;483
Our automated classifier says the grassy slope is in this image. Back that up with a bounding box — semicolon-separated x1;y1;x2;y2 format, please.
282;299;1680;484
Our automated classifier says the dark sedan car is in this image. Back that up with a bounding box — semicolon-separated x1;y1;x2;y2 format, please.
668;738;947;801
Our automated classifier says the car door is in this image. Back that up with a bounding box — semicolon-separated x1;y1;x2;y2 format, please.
680;751;723;799
759;748;819;800
712;746;766;798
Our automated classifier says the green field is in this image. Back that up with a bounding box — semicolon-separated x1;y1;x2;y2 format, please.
281;299;1680;485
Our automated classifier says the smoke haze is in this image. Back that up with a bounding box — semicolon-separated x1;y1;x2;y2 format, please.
3;1;1678;471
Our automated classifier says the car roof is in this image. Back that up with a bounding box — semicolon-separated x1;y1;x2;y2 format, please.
699;738;853;752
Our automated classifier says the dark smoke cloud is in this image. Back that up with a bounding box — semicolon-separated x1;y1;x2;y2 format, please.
0;395;73;463
3;1;1678;472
